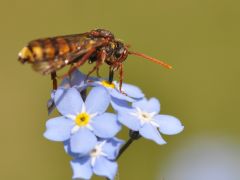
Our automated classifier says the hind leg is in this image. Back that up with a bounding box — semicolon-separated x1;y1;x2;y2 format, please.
51;72;58;90
48;72;57;114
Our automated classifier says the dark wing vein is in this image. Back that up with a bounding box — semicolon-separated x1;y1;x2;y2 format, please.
32;38;107;75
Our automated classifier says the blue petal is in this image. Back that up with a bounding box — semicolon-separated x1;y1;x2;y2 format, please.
85;86;110;114
71;157;93;180
54;88;83;116
64;140;79;158
110;89;135;102
101;138;124;160
132;98;160;113
60;78;71;89
139;123;166;144
60;70;86;88
76;84;89;93
117;109;141;131
110;97;131;112
93;156;118;180
44;117;74;141
91;113;121;138
154;115;184;135
116;82;144;99
70;128;97;154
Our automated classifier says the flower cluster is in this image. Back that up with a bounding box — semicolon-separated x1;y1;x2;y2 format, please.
44;69;184;180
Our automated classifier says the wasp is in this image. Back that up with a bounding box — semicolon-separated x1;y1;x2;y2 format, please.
18;29;172;91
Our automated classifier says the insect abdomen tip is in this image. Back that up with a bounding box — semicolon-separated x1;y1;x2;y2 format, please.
18;46;33;64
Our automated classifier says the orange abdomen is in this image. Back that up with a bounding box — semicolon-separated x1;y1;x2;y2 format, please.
18;37;77;64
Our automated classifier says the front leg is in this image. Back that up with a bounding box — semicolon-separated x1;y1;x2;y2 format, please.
108;67;114;83
117;63;127;95
119;63;124;93
110;63;126;94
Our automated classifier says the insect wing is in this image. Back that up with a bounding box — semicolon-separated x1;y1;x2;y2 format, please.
31;37;108;74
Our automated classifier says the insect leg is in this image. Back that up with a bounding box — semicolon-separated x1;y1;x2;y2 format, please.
59;48;97;79
51;72;58;90
86;60;103;78
119;63;124;92
86;50;106;78
68;48;96;75
96;67;101;77
108;67;114;83
48;71;57;115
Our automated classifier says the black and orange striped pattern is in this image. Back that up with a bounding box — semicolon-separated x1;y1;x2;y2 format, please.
18;35;85;63
18;33;105;74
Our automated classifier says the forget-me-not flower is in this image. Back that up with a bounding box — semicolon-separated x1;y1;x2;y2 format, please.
44;87;121;154
65;138;124;180
60;69;87;89
118;98;184;144
47;70;88;114
86;79;145;111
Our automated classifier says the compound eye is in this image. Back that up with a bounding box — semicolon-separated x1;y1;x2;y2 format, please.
115;52;121;59
115;48;124;59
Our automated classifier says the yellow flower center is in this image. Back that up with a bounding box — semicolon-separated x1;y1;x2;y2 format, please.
101;81;115;88
75;113;90;126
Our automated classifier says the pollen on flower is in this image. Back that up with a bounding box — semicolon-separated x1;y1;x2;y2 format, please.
90;142;107;166
101;80;115;88
90;147;101;158
141;112;149;119
140;112;152;122
75;112;90;126
131;108;156;124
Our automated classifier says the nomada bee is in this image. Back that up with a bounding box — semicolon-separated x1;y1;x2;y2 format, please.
18;29;172;90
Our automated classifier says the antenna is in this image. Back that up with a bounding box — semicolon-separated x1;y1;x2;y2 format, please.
129;51;172;69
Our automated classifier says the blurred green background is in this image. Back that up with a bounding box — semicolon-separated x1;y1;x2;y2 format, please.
1;0;240;179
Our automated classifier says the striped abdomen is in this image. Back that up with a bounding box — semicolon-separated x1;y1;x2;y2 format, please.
18;33;106;75
18;37;79;64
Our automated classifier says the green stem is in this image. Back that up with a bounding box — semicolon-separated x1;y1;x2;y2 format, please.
116;137;134;160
